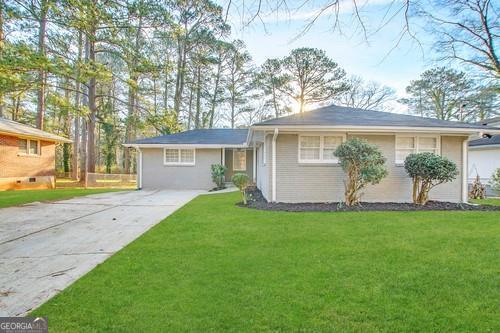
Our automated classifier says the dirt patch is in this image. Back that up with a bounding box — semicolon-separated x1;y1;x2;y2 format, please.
241;187;500;212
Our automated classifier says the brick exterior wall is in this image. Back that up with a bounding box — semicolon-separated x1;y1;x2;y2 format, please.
0;133;56;190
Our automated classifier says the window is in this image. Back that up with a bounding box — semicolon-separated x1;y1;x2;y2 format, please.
164;148;195;165
298;135;344;163
19;139;28;154
233;149;247;171
395;135;440;164
18;138;39;156
29;140;39;155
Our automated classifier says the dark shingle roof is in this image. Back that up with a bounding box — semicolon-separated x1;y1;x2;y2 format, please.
133;128;248;145
476;116;500;126
469;135;500;147
253;105;494;130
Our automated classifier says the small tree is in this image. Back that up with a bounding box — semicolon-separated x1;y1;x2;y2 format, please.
232;173;250;204
489;168;500;192
211;164;227;189
404;153;458;205
469;175;486;200
334;138;388;206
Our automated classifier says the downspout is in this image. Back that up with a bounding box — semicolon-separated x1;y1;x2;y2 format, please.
462;138;469;203
272;128;278;202
137;147;143;190
253;142;256;183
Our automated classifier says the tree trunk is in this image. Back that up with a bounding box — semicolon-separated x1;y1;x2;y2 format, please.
412;177;419;203
87;31;97;173
123;73;136;174
174;42;187;120
209;60;222;128
72;31;83;180
299;94;305;113
63;77;71;173
36;0;48;129
194;66;202;129
187;84;194;130
272;86;279;118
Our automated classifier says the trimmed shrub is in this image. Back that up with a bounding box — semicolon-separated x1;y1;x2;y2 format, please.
211;164;227;189
334;138;388;206
232;173;250;204
489;168;500;191
404;152;458;205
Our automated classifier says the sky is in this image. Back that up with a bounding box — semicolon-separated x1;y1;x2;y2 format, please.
221;0;438;111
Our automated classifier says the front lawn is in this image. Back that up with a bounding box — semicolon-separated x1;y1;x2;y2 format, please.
32;192;500;332
471;198;500;206
0;188;123;208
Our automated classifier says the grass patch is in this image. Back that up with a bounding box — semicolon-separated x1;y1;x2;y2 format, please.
32;192;500;332
0;188;123;208
471;198;500;206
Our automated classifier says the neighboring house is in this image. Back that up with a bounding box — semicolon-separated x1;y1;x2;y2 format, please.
125;105;500;203
0;118;72;190
468;116;500;195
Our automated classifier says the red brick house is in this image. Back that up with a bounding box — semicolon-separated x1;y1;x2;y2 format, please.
0;118;72;190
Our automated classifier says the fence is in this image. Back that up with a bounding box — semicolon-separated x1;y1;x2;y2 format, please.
57;173;136;188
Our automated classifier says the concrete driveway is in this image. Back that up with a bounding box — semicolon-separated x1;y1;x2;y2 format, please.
0;189;203;316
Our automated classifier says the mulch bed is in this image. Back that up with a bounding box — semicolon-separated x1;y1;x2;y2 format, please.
241;187;500;212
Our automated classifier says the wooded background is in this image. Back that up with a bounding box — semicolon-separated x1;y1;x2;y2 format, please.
0;0;497;179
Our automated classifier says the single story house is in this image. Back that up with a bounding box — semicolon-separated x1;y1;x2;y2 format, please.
468;116;500;195
0;118;72;190
125;105;500;203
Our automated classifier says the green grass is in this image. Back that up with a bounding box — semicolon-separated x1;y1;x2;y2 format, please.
32;192;500;332
0;188;123;208
471;198;500;206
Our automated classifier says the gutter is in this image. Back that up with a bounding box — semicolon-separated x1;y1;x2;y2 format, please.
122;143;248;149
271;128;278;202
0;130;73;144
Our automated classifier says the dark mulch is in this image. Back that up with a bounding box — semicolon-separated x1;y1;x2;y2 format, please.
209;186;227;192
242;187;500;212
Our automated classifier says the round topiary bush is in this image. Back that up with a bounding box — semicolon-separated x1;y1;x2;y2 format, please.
404;152;458;205
334;138;388;206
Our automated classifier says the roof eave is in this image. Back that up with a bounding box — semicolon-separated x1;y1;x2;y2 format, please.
469;144;500;149
0;130;72;143
122;143;248;149
249;124;500;135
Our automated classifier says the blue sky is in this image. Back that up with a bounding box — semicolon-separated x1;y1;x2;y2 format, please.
223;0;437;103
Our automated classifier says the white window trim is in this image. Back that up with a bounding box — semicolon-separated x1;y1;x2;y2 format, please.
163;148;196;166
395;134;441;165
298;134;346;164
233;149;247;171
18;138;40;156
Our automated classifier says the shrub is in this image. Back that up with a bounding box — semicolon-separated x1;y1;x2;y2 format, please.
211;164;227;189
334;138;388;206
232;173;250;204
469;175;486;199
489;168;500;191
404;152;458;205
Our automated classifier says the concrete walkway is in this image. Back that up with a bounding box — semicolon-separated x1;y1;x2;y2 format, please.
0;189;203;316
